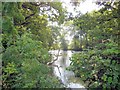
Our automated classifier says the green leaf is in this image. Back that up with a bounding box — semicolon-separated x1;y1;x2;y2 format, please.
108;77;112;83
102;74;107;81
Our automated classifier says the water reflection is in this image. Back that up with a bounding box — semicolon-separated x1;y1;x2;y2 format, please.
49;50;86;89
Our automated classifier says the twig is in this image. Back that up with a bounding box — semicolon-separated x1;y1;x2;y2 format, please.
47;49;62;76
47;48;61;65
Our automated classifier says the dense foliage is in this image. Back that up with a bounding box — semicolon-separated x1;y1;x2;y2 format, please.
2;33;63;88
1;1;120;89
2;2;65;88
68;1;120;89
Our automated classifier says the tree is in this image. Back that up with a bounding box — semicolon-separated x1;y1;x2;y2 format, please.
2;2;66;88
68;1;120;89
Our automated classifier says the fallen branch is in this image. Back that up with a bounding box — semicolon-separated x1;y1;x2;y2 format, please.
47;49;61;65
47;49;62;76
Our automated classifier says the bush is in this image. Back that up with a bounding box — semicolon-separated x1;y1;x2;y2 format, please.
2;33;63;88
68;42;120;89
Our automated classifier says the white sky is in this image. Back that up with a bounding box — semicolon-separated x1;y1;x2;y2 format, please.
49;0;101;26
62;0;100;15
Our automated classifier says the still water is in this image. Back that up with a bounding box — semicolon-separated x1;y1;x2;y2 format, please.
49;50;86;89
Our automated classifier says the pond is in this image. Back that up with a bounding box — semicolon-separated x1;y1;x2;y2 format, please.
49;50;86;89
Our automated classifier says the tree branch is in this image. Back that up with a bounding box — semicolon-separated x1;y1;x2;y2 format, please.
25;13;35;20
47;49;62;76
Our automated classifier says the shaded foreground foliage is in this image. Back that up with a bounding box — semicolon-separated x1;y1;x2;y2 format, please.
2;33;63;88
68;1;120;89
1;2;65;88
1;1;120;89
69;42;120;89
